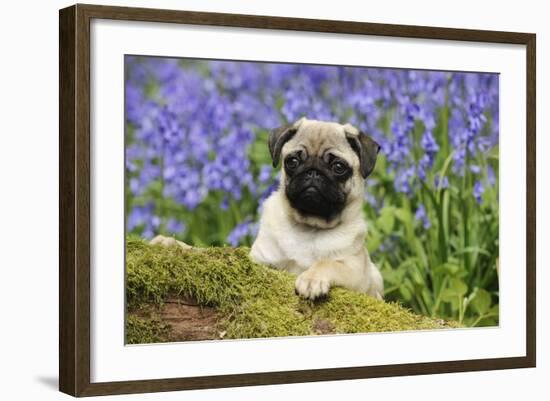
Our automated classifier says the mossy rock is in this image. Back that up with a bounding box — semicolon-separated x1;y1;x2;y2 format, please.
126;237;456;343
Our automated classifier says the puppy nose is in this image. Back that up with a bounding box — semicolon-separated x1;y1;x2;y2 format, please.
306;169;320;179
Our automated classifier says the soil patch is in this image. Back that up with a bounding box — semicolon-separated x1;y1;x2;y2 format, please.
128;297;222;342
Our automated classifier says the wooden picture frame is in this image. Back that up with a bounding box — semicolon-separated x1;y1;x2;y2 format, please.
59;3;536;397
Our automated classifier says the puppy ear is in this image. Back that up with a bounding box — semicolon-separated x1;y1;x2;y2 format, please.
344;125;381;178
268;118;305;167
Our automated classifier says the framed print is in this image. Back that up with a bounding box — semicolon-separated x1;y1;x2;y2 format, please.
59;3;536;397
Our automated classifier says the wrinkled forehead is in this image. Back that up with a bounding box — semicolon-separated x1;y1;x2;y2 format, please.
283;121;355;165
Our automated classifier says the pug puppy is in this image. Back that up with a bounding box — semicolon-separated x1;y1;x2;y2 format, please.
250;117;383;300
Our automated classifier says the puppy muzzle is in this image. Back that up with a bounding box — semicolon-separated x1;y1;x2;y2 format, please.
302;169;323;190
286;168;345;220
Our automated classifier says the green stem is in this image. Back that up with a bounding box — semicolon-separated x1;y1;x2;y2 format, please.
458;296;465;324
471;312;499;327
229;199;243;224
432;275;450;317
461;153;472;273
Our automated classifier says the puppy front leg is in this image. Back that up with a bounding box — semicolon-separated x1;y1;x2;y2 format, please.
294;260;337;300
150;234;192;250
295;253;383;300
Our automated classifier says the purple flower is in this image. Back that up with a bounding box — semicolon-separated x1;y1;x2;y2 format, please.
395;166;415;194
126;202;159;239
470;165;481;174
258;165;273;184
127;204;152;231
226;219;259;246
473;181;485;204
259;180;279;205
415;204;431;229
220;197;229;210
124;57;499;243
434;175;449;190
166;218;186;234
421;130;439;155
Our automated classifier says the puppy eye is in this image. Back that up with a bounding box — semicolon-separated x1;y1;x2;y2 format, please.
285;157;300;170
332;161;348;175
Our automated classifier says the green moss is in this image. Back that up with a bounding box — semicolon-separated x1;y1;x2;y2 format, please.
126;314;170;344
311;288;444;333
126;237;455;343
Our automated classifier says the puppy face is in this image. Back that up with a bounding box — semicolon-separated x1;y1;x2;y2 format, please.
269;118;380;226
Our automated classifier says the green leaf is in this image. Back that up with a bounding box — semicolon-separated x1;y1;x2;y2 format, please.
442;188;450;237
410;265;425;287
435;152;455;193
383;269;399;285
440;288;456;302
376;207;395;235
453;246;491;257
476;316;499;327
396;257;419;270
470;288;491;315
395;208;412;224
434;262;461;276
399;283;413;301
487;145;499;160
440;288;459;310
412;238;428;269
421;288;434;310
366;232;382;253
450;278;468;297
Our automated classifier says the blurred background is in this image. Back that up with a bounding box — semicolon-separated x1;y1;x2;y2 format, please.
125;56;499;327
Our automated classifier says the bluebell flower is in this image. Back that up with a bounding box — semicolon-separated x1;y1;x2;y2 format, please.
166;218;186;234
469;165;481;174
259;180;279;205
258;165;273;185
124;57;499;243
421;130;439;154
127;203;153;231
220;197;229;210
473;181;485;204
364;191;380;210
434;175;449;190
226;219;258;246
415;204;431;229
417;155;430;181
395;166;415;194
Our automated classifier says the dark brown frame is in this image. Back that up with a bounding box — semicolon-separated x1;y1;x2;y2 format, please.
59;3;536;397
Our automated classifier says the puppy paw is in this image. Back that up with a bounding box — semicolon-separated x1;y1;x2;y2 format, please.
295;269;331;300
150;235;192;250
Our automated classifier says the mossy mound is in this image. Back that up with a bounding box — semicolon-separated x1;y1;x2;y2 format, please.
126;237;455;343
